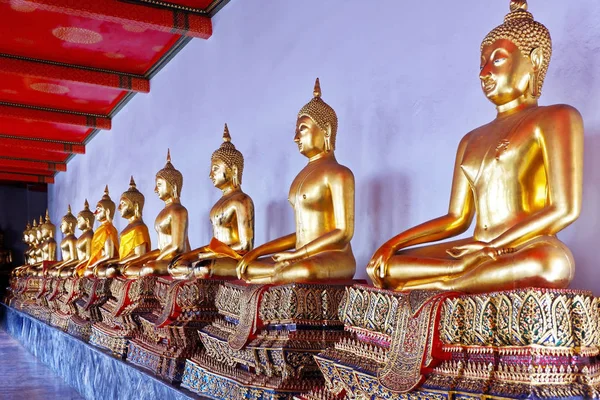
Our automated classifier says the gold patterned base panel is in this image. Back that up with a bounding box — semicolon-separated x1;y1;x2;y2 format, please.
315;285;600;399
182;280;362;398
123;277;224;382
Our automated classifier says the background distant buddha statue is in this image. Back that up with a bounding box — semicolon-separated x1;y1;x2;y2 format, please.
237;79;356;284
169;124;254;279
367;0;583;293
122;151;190;278
48;205;79;277
33;217;43;264
12;222;33;277
22;222;32;265
95;177;151;278
80;186;119;278
26;211;57;276
57;200;95;278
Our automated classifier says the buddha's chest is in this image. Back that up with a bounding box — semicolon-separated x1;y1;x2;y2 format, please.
155;210;171;235
288;170;330;211
210;200;235;228
461;121;539;185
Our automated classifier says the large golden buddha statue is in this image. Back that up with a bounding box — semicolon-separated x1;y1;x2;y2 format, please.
122;151;190;278
237;79;356;284
80;186;119;277
94;177;151;278
48;205;79;276
56;200;95;278
169;124;254;279
367;0;583;293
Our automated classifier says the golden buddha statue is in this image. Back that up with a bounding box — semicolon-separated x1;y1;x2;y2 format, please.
22;222;33;265
94;177;151;278
47;205;79;276
56;200;95;278
32;216;44;264
169;124;254;279
237;79;356;284
367;0;583;294
122;151;190;278
25;211;57;276
12;222;33;277
79;186;119;278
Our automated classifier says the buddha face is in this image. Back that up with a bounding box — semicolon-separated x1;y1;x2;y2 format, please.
118;198;135;219
294;115;327;158
60;220;69;235
209;160;231;190
480;39;534;106
77;215;90;231
95;204;108;222
154;177;173;201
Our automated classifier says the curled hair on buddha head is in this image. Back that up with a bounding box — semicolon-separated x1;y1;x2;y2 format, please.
97;185;116;222
121;176;145;217
297;78;338;151
41;209;55;234
211;123;244;186
156;149;183;199
481;0;552;98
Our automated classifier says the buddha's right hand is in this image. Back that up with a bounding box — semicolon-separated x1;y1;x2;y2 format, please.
236;249;260;280
367;244;395;287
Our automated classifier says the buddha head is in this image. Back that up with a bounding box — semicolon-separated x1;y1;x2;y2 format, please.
29;219;38;244
480;0;551;105
60;205;77;235
119;176;145;219
77;199;95;231
155;149;183;201
36;216;44;242
40;209;56;239
95;185;116;223
210;124;244;190
296;78;338;158
23;222;31;245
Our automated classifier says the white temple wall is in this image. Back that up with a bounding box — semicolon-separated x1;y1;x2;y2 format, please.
49;0;600;293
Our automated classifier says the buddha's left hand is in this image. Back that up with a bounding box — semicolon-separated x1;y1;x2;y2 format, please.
447;241;488;258
272;250;301;263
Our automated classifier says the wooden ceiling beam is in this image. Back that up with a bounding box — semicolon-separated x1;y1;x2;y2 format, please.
0;103;111;129
16;0;212;39
0;55;150;93
0;136;85;154
0;172;54;184
0;157;67;172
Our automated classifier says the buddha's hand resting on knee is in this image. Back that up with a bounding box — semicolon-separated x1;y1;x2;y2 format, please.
447;241;499;270
236;249;260;280
367;244;395;287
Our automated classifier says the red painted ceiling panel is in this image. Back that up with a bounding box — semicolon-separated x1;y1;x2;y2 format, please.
0;72;128;114
0;2;181;75
0;116;91;141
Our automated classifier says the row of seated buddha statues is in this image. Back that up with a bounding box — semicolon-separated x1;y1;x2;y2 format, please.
6;1;599;398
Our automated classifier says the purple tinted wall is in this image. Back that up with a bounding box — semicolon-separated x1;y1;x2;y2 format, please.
49;0;600;292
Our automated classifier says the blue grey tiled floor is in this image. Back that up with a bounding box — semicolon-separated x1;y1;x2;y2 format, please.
0;328;83;399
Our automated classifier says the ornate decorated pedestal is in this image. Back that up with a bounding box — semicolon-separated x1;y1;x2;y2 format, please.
181;280;361;399
125;276;223;383
66;277;112;341
49;277;84;332
312;284;600;399
90;276;159;358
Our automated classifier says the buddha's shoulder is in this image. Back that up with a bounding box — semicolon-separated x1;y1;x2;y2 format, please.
323;161;354;181
534;104;582;120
